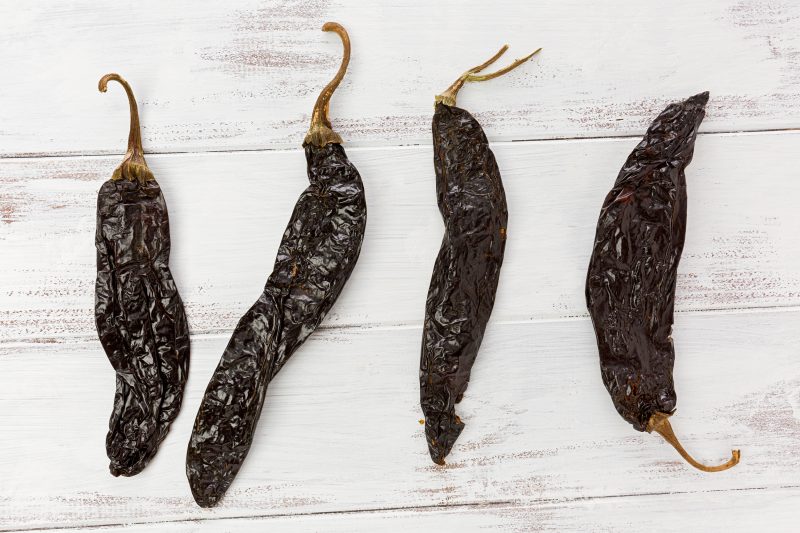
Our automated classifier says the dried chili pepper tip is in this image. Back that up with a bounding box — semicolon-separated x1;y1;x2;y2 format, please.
189;479;223;508
435;45;541;107
424;412;465;465
688;91;710;106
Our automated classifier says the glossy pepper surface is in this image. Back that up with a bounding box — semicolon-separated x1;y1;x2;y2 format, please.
95;74;190;477
585;91;739;472
186;22;366;507
420;46;540;465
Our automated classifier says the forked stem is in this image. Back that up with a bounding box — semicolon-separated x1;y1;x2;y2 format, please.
647;412;740;473
99;73;153;183
304;22;350;147
435;45;542;107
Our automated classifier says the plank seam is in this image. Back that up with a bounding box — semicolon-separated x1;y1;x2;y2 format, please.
2;304;798;347
4;484;799;532
0;127;798;162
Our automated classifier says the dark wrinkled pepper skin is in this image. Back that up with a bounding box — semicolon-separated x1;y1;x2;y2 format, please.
420;103;508;464
186;142;366;507
95;178;190;476
585;92;708;432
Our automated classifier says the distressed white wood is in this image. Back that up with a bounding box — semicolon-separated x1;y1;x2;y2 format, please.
42;488;800;532
1;132;798;343
2;2;800;531
1;309;799;530
1;1;800;156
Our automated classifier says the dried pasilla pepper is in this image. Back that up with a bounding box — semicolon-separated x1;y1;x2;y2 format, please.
186;22;366;507
95;74;190;477
585;92;740;472
420;45;540;465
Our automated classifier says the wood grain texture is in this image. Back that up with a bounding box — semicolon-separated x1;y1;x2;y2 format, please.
34;488;800;532
3;2;800;530
1;1;800;156
1;132;799;343
1;309;798;530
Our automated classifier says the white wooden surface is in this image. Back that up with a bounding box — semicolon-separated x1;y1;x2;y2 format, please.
1;1;799;531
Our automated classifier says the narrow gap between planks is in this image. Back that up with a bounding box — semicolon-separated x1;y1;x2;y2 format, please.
2;304;799;348
0;127;798;163
4;485;800;533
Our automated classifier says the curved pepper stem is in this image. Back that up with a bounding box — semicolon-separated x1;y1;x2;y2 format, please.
647;412;740;472
99;73;153;183
304;22;350;147
435;45;541;107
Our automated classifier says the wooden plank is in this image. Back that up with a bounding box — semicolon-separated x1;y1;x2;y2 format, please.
1;132;798;342
1;309;798;529
1;1;800;156
30;487;800;532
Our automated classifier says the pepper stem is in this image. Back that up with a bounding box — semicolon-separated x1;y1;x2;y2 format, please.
435;45;541;107
304;22;350;147
98;73;153;183
646;412;740;472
